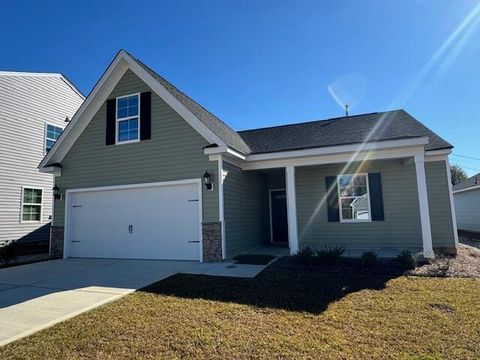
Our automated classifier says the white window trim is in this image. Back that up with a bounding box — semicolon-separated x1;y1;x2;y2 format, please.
20;186;44;223
44;122;65;155
337;173;372;223
115;92;141;145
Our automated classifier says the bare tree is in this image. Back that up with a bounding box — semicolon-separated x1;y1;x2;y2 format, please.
450;164;468;186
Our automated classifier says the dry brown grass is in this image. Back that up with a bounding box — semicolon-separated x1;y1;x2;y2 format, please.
1;257;479;359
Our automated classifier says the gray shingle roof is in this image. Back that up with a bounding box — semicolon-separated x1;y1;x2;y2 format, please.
238;110;452;154
453;173;480;192
131;53;452;156
133;56;251;154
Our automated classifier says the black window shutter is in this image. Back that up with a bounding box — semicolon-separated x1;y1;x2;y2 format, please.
140;91;151;140
325;176;340;222
368;173;385;221
105;99;116;145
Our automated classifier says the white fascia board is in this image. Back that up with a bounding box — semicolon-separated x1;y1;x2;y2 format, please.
425;155;448;162
425;148;452;156
0;71;64;77
40;50;226;169
59;75;86;100
203;146;246;160
39;165;62;176
242;144;426;171
453;185;480;194
245;137;429;162
204;146;228;155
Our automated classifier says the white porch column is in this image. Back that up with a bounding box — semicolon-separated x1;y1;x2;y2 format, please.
285;166;299;254
414;155;434;258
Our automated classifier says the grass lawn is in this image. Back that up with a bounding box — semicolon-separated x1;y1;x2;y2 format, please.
1;257;479;359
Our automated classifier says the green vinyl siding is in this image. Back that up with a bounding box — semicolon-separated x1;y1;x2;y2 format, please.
425;161;456;247
223;162;267;257
54;69;218;226
295;159;423;253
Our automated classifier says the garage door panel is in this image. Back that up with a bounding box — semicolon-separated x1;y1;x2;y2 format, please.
67;182;201;261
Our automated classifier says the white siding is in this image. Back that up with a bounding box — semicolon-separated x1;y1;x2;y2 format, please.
0;72;83;245
454;189;480;233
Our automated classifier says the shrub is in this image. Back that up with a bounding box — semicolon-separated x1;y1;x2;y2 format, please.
361;251;378;268
396;250;416;269
317;245;344;264
295;246;316;265
0;242;18;262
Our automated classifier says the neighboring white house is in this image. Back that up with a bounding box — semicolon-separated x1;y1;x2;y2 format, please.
0;71;84;250
453;173;480;233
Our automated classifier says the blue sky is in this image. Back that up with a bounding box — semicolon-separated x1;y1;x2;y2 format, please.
2;0;480;175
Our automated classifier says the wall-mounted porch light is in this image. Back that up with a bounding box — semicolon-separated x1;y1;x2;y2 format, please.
203;170;214;191
52;185;62;200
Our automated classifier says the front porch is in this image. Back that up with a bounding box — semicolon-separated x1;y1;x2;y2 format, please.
222;150;450;259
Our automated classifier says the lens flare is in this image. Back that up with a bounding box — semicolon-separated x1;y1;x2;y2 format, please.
301;3;480;240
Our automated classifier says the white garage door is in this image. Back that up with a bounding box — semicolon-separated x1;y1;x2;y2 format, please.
66;181;201;261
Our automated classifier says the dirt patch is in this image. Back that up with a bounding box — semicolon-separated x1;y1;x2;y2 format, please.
429;303;455;313
410;244;480;278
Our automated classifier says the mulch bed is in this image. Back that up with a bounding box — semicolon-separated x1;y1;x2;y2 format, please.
410;244;480;278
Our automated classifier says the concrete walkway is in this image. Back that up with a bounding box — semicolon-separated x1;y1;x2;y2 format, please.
0;258;267;347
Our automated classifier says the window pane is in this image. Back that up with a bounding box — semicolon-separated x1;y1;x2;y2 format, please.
117;95;139;120
22;205;41;221
45;125;63;153
53;127;62;139
118;97;128;109
338;175;352;189
351;195;369;219
119;120;129;131
128;95;138;106
129;128;138;140
129;118;138;130
127;105;138;117
352;175;366;186
117;118;139;142
47;125;62;139
117;107;128;119
339;175;368;196
23;189;33;203
341;198;354;209
352;186;367;196
342;208;353;220
33;189;42;204
46;139;55;152
118;131;129;142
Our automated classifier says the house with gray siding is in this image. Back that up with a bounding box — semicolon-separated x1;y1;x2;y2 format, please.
453;174;480;233
40;50;458;262
0;71;84;250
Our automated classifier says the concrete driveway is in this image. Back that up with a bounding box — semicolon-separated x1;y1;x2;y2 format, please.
0;258;200;346
0;258;268;347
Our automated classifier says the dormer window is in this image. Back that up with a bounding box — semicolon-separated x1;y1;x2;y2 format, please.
45;124;63;153
116;93;140;143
